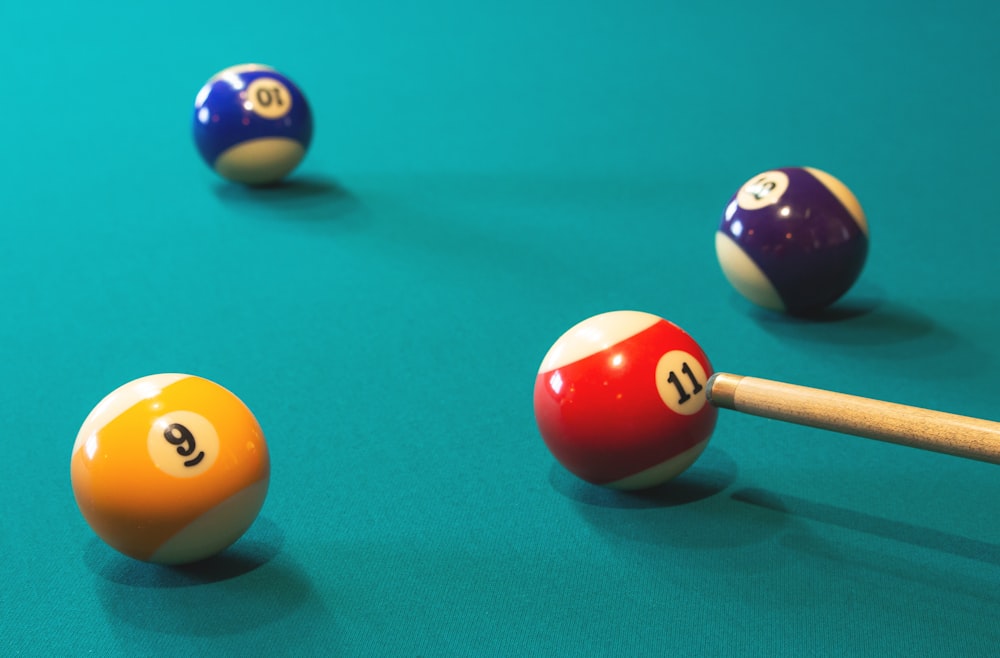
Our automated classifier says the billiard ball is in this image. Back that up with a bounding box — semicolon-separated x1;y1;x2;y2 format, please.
716;167;869;314
193;64;313;185
70;374;270;564
533;311;718;489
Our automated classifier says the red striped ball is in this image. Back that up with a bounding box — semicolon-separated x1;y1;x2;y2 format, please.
534;311;717;489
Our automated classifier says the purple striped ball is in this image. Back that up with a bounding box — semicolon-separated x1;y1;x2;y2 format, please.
716;167;869;314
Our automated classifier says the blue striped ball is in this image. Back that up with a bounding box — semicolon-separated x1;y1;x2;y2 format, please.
193;64;313;185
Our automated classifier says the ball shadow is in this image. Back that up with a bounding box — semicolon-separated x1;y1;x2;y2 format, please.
212;175;364;226
734;288;997;385
783;296;882;322
549;448;787;552
748;294;947;350
85;515;283;587
85;517;323;637
548;447;737;509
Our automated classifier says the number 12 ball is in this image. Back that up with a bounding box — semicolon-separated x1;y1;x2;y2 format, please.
193;64;313;185
534;311;718;489
70;374;270;564
716;167;869;314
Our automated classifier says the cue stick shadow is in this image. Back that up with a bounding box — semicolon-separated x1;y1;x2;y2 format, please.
732;487;1000;568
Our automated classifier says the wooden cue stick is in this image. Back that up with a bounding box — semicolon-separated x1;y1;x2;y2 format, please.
705;373;1000;465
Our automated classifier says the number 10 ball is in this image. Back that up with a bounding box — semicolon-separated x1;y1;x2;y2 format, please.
71;374;270;564
534;311;718;489
193;64;313;185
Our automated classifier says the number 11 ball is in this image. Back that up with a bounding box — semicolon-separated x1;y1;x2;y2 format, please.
70;374;270;564
716;167;869;314
193;64;313;185
533;311;718;490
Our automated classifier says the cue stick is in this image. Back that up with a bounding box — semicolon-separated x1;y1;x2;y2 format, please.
705;373;1000;465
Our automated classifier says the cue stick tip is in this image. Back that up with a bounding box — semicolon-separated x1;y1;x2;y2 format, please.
705;372;742;410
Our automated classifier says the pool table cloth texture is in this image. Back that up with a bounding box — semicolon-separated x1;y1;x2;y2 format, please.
2;0;999;656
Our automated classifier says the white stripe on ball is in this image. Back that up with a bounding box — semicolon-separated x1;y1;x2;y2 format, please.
72;373;189;456
537;310;661;373
715;232;785;312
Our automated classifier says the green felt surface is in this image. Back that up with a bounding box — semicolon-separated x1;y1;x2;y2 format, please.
2;0;1000;655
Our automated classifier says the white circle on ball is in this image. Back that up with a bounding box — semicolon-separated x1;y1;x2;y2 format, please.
736;169;789;210
655;350;709;416
147;410;220;478
246;77;293;119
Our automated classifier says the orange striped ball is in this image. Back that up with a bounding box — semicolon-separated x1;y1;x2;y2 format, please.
71;374;270;564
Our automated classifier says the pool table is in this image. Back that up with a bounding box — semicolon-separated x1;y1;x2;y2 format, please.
2;0;999;655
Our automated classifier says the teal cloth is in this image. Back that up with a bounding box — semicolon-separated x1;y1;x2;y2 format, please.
2;0;999;655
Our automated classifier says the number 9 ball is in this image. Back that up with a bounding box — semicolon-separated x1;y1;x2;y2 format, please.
534;311;718;489
70;374;270;564
193;64;313;185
